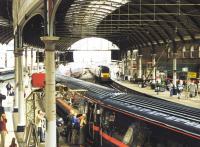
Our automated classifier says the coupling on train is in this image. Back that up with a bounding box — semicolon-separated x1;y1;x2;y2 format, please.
94;65;111;82
56;75;200;147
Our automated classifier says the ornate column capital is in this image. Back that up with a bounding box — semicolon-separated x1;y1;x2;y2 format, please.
40;36;60;51
14;48;24;56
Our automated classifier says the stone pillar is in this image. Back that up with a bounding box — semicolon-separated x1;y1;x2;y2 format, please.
122;58;125;76
41;36;59;147
14;50;19;112
152;54;156;84
17;48;25;132
173;53;177;87
137;55;142;79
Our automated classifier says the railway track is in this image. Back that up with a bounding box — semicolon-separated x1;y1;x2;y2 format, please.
56;74;200;139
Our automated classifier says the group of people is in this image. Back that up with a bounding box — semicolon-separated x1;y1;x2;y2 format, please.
0;113;17;147
0;82;17;146
64;110;87;146
156;79;200;98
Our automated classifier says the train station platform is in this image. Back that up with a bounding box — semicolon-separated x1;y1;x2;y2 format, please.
0;81;18;146
112;78;200;109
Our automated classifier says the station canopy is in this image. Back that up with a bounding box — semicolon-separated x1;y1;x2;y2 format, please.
2;0;200;51
0;0;13;44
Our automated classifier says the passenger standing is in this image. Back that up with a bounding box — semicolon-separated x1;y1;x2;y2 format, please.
108;112;115;136
71;113;79;144
177;81;183;99
9;88;15;96
0;113;8;147
65;110;74;143
36;110;45;142
189;81;197;97
155;81;160;95
0;91;6;107
79;114;87;147
168;82;173;97
9;137;17;147
6;82;12;96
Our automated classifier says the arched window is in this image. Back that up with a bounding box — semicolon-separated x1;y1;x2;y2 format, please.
167;47;171;58
182;46;186;58
199;46;200;58
190;45;194;58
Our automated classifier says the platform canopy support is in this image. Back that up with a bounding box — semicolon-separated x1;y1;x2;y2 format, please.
137;54;143;79
152;54;156;84
41;36;59;147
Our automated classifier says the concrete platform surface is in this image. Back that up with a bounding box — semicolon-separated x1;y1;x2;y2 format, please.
113;79;200;109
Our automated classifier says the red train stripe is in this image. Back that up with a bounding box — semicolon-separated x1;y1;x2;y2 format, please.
56;98;72;113
93;125;128;147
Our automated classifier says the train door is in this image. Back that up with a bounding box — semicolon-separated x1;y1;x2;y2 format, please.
86;102;102;146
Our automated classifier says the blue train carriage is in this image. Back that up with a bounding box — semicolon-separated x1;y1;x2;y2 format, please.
96;65;111;82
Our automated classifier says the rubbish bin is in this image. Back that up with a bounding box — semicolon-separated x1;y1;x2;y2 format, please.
151;84;156;89
173;88;177;95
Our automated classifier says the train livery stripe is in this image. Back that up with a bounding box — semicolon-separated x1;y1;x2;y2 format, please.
56;98;72;113
93;125;100;131
93;125;128;147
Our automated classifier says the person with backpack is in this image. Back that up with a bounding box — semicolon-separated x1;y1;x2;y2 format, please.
6;82;12;96
65;110;74;143
71;113;80;144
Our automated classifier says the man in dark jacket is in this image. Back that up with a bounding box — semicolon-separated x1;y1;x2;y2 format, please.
0;92;6;107
6;82;12;96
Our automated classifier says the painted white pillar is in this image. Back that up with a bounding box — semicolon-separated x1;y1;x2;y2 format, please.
173;53;177;87
14;51;19;112
17;48;26;131
138;55;142;79
152;54;156;84
41;36;59;147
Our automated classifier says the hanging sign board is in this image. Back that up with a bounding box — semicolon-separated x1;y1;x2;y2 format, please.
187;72;197;78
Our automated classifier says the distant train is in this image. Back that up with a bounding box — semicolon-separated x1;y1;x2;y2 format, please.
95;65;111;82
0;68;15;82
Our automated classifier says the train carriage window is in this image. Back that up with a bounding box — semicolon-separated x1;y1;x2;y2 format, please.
101;110;128;138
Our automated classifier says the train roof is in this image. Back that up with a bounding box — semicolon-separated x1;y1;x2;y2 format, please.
56;74;200;140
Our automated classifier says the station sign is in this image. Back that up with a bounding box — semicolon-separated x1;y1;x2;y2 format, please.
187;72;197;78
182;67;188;72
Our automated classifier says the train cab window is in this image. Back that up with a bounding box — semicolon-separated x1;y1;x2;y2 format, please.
101;67;109;73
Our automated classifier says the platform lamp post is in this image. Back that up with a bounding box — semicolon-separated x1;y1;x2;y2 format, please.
13;46;19;112
172;42;177;88
151;54;156;84
17;47;26;132
41;36;59;147
151;45;156;84
14;26;26;132
137;47;143;79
